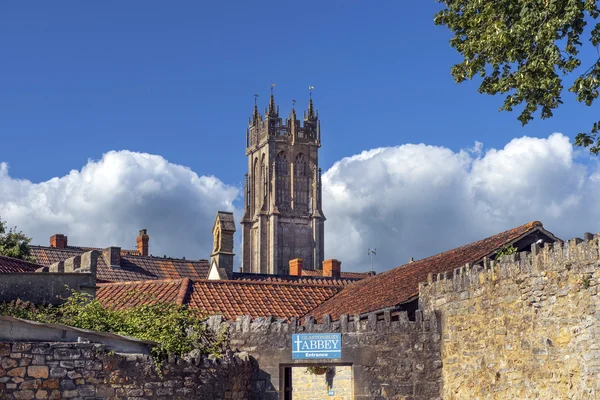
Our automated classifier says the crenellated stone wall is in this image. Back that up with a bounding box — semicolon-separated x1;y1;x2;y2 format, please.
420;234;600;400
207;310;442;400
0;342;253;399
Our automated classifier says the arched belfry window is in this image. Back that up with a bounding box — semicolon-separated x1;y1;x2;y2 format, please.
261;155;267;205
294;153;309;212
276;152;290;209
253;158;260;214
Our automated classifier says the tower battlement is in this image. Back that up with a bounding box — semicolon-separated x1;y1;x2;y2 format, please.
246;93;320;152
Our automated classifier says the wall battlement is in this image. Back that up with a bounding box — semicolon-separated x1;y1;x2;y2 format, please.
422;233;600;297
207;308;438;337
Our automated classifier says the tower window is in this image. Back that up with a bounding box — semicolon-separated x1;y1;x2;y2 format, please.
294;153;309;213
276;152;290;209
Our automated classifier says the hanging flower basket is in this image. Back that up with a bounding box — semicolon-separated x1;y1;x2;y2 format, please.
306;366;329;375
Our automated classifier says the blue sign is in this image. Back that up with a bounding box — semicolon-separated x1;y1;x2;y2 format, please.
292;333;342;359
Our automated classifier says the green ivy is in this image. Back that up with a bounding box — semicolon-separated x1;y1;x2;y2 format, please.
0;292;227;363
495;244;518;260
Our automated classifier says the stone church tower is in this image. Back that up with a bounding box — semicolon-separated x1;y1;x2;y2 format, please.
241;90;325;274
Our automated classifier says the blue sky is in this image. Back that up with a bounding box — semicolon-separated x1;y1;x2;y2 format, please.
2;1;596;186
2;1;600;270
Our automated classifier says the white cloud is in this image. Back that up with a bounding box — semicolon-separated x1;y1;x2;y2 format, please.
323;133;600;272
0;151;238;260
1;133;599;273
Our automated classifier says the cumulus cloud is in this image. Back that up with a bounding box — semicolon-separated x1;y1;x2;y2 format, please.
0;151;238;260
323;133;600;272
1;134;599;273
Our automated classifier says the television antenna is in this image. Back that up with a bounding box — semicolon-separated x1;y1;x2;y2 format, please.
367;248;376;271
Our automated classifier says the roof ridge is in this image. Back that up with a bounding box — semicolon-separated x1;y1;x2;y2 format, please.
235;272;356;281
191;279;345;289
0;254;44;268
31;245;208;262
375;220;545;278
97;278;184;287
176;278;192;305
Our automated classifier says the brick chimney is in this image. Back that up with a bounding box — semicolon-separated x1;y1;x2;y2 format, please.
289;258;303;276
136;229;149;256
50;234;68;249
323;259;342;278
103;247;121;268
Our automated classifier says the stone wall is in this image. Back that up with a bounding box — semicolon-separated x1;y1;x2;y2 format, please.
0;342;253;400
208;310;442;400
420;235;600;399
0;273;96;305
0;250;98;305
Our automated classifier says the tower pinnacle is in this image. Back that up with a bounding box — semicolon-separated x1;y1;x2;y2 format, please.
252;94;261;124
268;84;278;117
307;86;316;121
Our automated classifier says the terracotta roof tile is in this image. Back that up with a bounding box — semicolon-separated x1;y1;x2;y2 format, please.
97;279;189;310
309;221;556;320
188;280;342;321
96;279;342;321
30;246;209;282
0;255;44;273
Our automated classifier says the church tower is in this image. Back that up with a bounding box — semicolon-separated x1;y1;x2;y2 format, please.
241;88;325;274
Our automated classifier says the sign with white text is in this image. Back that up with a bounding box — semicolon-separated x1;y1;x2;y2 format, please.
292;333;342;359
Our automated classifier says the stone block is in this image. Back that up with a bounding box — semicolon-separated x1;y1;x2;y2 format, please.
13;390;35;400
41;379;59;390
0;343;11;357
52;349;80;360
20;379;42;390
48;367;66;378
27;366;49;379
12;343;32;353
2;358;18;369
8;367;26;377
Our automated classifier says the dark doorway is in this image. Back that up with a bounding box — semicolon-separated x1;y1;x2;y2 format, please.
283;366;293;400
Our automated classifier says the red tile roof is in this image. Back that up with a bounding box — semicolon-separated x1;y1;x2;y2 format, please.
97;279;342;321
97;279;190;310
189;280;342;321
0;255;44;273
309;221;555;321
30;246;209;283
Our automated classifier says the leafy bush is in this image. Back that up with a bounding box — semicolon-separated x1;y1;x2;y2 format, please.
0;292;226;362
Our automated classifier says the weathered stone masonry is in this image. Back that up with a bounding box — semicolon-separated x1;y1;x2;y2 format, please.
0;342;253;400
420;235;600;400
208;310;442;399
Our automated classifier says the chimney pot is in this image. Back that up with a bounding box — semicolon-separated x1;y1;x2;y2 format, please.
136;229;149;256
322;259;342;278
50;234;68;249
289;258;303;276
